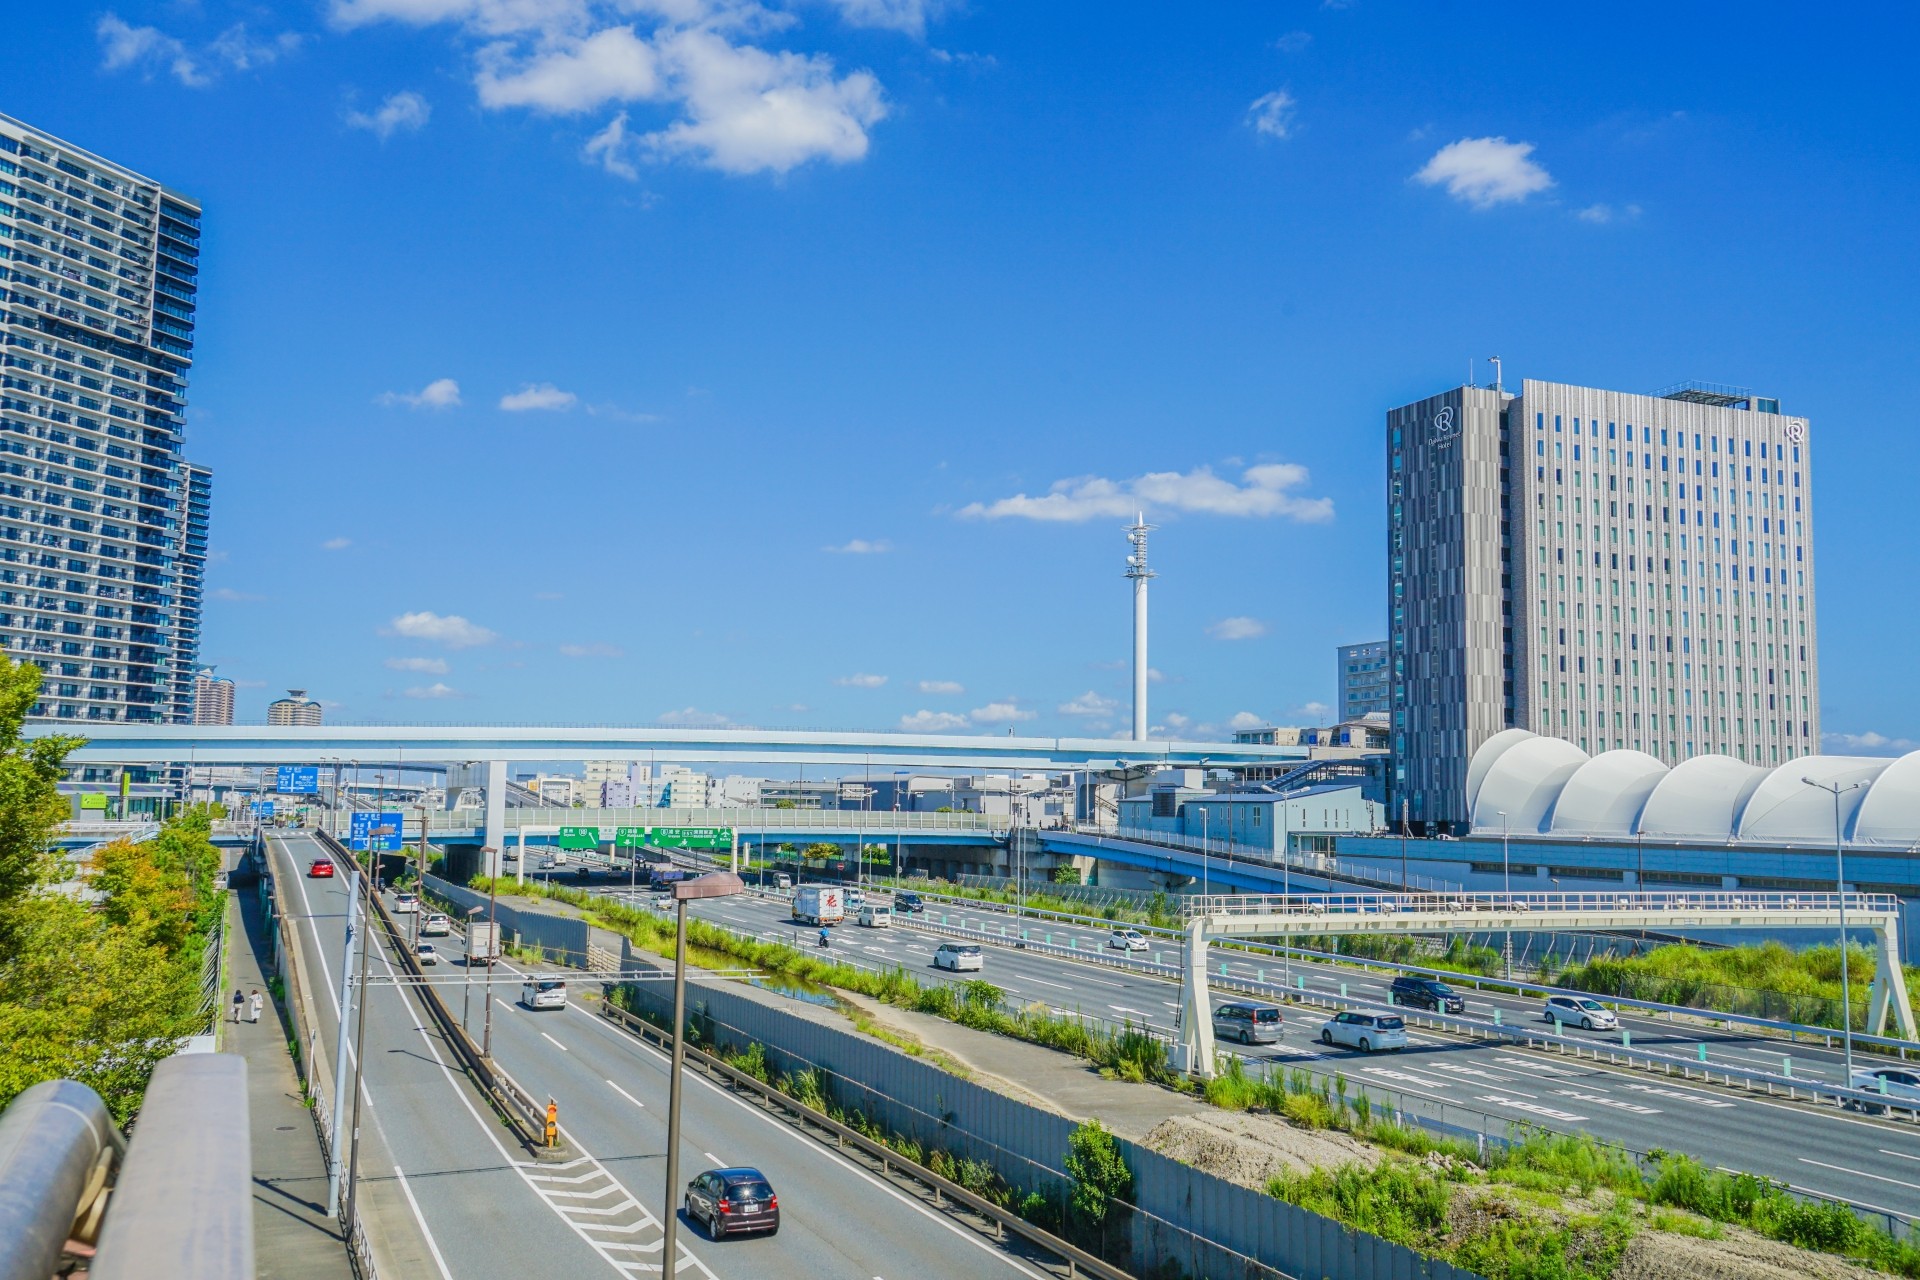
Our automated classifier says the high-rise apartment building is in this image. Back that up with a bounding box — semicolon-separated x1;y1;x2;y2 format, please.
1388;376;1818;831
267;689;322;726
0;113;209;722
1336;641;1390;720
191;666;232;725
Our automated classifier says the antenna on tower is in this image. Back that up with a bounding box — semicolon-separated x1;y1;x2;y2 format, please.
1125;513;1156;741
1488;355;1503;395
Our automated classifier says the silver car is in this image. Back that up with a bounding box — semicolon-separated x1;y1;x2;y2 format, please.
1318;1010;1408;1053
1543;994;1617;1030
1850;1066;1920;1113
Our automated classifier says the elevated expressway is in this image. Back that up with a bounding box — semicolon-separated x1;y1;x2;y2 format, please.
1176;889;1916;1073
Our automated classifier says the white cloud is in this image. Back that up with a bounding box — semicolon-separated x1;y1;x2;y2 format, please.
348;90;432;139
970;700;1034;724
385;656;449;674
1288;700;1334;722
828;0;946;36
322;536;352;550
835;673;888;688
1414;136;1553;209
210;24;302;71
403;681;462;699
1576;202;1641;225
1246;90;1296;140
329;0;591;37
659;706;732;726
639;29;887;175
1155;712;1193;736
96;14;207;86
558;642;623;658
917;679;963;695
385;610;497;648
1228;711;1265;731
584;111;642;178
1825;731;1919;755
824;538;890;554
1274;30;1312;52
1207;616;1268;641
210;587;266;602
378;377;462;409
900;709;969;732
477;25;661;113
499;382;579;411
960;463;1333;524
1058;690;1118;717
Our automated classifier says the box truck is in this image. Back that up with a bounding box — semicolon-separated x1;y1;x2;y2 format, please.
791;885;845;926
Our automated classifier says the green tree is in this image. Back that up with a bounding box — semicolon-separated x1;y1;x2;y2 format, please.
773;799;797;810
1065;1119;1133;1230
0;658;80;951
1051;865;1083;885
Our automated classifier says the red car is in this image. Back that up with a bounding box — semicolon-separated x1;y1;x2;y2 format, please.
308;859;335;878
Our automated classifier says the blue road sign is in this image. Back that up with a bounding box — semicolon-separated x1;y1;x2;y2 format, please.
276;765;320;794
350;810;405;852
252;800;275;817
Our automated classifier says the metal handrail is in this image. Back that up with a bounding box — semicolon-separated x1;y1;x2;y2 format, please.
0;1078;123;1280
1187;887;1902;919
425;806;1014;834
1068;823;1463;893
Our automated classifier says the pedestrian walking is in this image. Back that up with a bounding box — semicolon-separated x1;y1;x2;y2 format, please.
248;989;263;1024
230;988;245;1024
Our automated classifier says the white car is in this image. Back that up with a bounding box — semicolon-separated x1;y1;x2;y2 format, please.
420;912;451;937
857;905;894;928
933;943;984;972
391;892;420;915
416;942;439;965
1544;994;1617;1030
1108;929;1149;952
521;979;568;1010
1850;1066;1920;1112
1318;1011;1408;1054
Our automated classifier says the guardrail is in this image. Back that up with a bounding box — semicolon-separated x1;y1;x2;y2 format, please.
314;831;558;1156
1189;887;1902;919
594;1000;1135;1280
1068;824;1464;894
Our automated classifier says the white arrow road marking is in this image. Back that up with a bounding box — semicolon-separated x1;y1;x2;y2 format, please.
1553;1088;1659;1115
1477;1094;1588;1122
1620;1082;1735;1109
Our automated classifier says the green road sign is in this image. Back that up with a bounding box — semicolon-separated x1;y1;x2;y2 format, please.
643;826;733;851
614;827;648;848
557;826;602;851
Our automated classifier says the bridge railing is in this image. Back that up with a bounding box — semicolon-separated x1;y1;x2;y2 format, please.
424;805;1013;834
1187;888;1902;920
1069;823;1463;894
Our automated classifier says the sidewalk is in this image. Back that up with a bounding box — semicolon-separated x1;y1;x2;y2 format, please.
227;888;356;1280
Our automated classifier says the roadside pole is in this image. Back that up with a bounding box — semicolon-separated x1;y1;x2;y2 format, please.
325;866;360;1217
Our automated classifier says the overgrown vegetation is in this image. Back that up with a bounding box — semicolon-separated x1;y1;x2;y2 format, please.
0;658;227;1122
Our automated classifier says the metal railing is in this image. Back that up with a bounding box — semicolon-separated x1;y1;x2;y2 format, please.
1187;887;1901;920
1072;823;1464;893
436;805;1014;834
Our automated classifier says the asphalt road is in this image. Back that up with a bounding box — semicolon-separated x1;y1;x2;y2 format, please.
272;833;1052;1280
620;881;1920;1224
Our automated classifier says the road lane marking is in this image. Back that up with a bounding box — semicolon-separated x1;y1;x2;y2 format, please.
1620;1083;1735;1109
393;1166;455;1280
1025;977;1072;991
1359;1066;1449;1090
704;1152;723;1166
1476;1094;1586;1122
1427;1063;1520;1087
1881;1149;1920;1163
543;1032;569;1051
1798;1158;1920;1193
1493;1057;1572;1076
1553;1088;1659;1115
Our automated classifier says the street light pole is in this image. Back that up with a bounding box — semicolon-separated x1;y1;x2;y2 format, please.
462;905;483;1033
1199;807;1210;901
342;877;374;1232
1803;776;1864;1085
660;871;746;1278
482;860;499;1058
1500;810;1513;981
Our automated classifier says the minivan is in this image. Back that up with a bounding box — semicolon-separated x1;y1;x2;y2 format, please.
1390;976;1465;1014
521;978;568;1010
858;904;894;928
1212;1001;1284;1045
1319;1010;1408;1053
933;943;984;972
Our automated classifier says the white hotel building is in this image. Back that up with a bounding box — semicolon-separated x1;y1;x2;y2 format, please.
1388;376;1818;832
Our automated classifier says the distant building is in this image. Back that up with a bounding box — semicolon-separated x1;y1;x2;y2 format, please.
266;689;322;726
757;779;837;809
191;668;233;725
1337;641;1390;720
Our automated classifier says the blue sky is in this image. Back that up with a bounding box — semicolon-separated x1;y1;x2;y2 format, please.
10;2;1920;747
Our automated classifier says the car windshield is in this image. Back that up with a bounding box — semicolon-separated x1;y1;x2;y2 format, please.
1575;998;1603;1010
1427;982;1453;994
1377;1016;1406;1030
726;1180;774;1200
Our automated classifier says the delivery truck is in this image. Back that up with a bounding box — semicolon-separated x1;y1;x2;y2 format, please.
791;885;845;926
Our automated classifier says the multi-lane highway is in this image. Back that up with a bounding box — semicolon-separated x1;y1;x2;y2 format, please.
269;831;1054;1279
635;880;1920;1224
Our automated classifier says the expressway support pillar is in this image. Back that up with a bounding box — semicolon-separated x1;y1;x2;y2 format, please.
1868;919;1918;1041
481;761;507;877
1179;917;1217;1079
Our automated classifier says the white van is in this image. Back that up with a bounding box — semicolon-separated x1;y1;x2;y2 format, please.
521;979;568;1010
858;905;893;929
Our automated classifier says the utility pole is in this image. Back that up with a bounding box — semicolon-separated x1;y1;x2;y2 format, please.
342;873;374;1233
1804;776;1863;1086
1125;514;1155;741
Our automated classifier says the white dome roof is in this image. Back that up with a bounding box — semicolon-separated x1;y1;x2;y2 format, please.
1470;734;1589;834
1854;753;1920;846
1639;755;1770;841
1737;756;1892;845
1465;728;1539;818
1548;751;1669;837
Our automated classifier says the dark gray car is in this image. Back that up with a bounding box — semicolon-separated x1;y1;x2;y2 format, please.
686;1167;780;1239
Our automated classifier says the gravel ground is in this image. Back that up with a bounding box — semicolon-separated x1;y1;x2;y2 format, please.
1614;1224;1886;1280
1141;1111;1384;1184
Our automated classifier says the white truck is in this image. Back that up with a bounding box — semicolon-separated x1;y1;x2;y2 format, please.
467;920;502;965
791;885;845;926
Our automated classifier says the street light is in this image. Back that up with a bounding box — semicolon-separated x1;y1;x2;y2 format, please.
660;871;746;1277
1803;776;1864;1085
1499;810;1513;981
462;904;484;1032
481;854;499;1059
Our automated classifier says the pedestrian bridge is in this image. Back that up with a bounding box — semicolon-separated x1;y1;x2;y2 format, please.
1177;889;1914;1074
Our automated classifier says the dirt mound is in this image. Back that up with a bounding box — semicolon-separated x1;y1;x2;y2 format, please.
1615;1224;1885;1280
1142;1110;1382;1186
